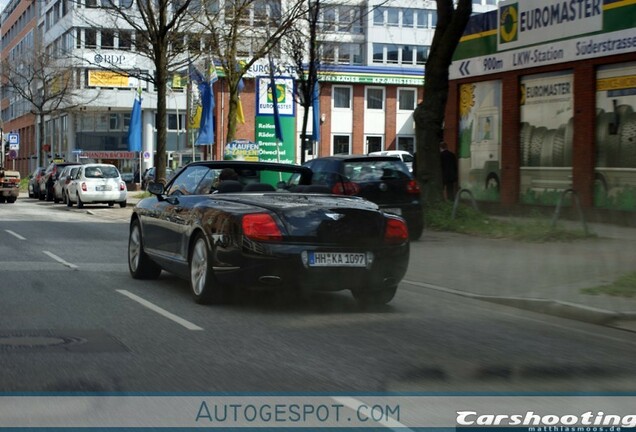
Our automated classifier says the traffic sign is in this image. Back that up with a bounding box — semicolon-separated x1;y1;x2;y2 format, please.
8;133;19;145
8;149;17;160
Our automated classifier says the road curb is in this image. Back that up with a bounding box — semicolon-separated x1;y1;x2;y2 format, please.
402;279;636;328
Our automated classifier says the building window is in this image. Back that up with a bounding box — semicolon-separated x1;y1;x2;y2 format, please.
333;86;351;109
333;135;350;155
415;46;428;64
366;88;384;110
101;29;115;49
373;44;383;63
387;8;399;26
373;7;384;25
402;46;413;64
387;44;399;64
85;29;97;48
109;113;122;130
366;136;383;153
119;30;132;50
85;0;98;7
398;89;416;111
323;6;336;31
397;136;415;154
403;9;413;27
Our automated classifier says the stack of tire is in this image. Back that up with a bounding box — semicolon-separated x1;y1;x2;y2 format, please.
519;120;573;167
596;104;636;168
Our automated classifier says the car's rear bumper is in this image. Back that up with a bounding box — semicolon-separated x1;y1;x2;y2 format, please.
213;242;409;293
79;191;127;203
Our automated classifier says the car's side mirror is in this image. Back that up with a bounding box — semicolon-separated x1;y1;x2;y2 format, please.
147;181;165;196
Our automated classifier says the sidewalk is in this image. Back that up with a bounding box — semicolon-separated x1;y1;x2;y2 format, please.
404;221;636;330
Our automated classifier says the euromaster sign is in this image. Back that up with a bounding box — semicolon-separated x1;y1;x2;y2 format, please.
450;0;636;79
498;0;603;50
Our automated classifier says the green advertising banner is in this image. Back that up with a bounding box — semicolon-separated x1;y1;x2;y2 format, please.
255;116;296;165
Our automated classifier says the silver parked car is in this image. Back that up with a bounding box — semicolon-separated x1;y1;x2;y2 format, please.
53;165;81;204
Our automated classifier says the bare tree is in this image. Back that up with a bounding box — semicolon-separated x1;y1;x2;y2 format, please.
1;43;98;167
413;0;472;205
286;0;321;164
194;0;307;145
77;0;198;182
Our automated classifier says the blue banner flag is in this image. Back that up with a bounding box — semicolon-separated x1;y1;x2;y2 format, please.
127;92;142;152
312;81;320;142
195;79;215;146
269;57;283;142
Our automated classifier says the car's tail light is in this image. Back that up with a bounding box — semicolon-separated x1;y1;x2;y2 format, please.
406;179;420;195
242;213;283;242
81;182;87;192
120;182;126;191
332;181;360;196
384;217;409;244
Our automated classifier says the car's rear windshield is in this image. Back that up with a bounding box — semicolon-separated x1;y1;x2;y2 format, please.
344;160;411;182
85;166;119;179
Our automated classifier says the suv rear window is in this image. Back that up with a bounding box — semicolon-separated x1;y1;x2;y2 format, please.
344;160;410;182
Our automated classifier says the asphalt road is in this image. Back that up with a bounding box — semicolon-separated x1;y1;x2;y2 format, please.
2;197;636;393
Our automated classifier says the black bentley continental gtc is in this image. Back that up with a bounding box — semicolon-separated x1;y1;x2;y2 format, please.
128;161;411;305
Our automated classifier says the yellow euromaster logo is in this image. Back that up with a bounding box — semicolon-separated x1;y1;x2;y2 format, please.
499;3;518;44
267;84;286;103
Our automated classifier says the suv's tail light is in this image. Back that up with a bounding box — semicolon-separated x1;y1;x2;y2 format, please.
242;213;283;242
406;179;420;195
332;181;360;196
81;182;87;192
120;182;126;191
384;217;409;244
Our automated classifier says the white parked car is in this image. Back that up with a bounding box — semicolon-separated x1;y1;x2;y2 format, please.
368;150;414;173
66;163;127;208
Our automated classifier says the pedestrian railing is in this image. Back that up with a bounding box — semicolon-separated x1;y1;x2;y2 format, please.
551;188;589;235
451;188;480;220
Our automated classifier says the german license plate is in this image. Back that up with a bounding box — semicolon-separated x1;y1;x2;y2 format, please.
384;207;402;216
308;252;367;267
96;185;112;191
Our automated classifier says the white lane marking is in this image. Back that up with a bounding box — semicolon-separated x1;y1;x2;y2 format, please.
42;250;79;270
331;396;412;431
5;230;26;240
117;290;204;331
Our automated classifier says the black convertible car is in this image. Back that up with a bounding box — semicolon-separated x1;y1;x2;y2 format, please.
128;161;410;305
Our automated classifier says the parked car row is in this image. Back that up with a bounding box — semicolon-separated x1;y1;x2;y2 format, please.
26;162;128;208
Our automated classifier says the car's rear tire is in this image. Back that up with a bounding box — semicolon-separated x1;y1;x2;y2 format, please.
76;194;84;208
108;202;114;207
409;223;424;241
189;233;226;305
128;219;162;279
54;194;61;203
66;192;73;207
353;285;397;306
46;186;54;201
7;197;16;204
119;201;127;208
0;196;5;203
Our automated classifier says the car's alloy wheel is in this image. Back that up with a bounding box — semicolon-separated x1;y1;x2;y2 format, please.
128;220;161;279
189;234;225;304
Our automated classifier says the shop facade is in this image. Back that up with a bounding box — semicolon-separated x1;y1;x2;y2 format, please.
445;0;636;212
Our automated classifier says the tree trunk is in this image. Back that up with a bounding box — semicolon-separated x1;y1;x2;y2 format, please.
414;0;472;207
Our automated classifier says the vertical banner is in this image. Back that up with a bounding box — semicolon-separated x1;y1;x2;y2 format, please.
519;71;574;205
594;61;636;211
458;80;502;201
255;75;296;179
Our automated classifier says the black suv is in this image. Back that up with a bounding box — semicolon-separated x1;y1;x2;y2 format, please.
303;154;424;240
40;161;79;201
